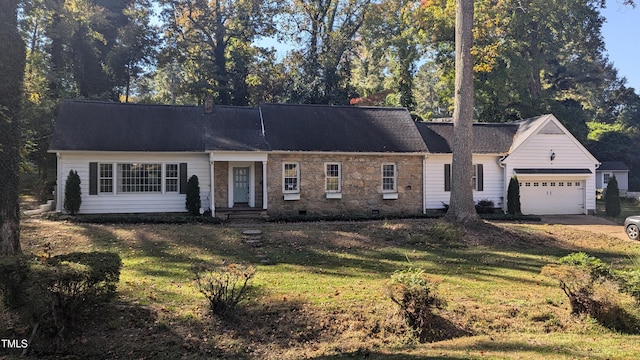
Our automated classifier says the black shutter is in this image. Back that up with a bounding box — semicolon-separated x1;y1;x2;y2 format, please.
444;164;451;192
89;162;98;195
179;163;187;194
477;164;483;191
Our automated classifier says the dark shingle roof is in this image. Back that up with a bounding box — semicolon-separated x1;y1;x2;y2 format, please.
598;161;629;171
415;121;518;153
203;106;268;151
259;103;428;152
49;100;267;152
50;101;206;152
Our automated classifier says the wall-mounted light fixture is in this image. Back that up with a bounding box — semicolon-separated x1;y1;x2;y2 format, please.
550;150;556;161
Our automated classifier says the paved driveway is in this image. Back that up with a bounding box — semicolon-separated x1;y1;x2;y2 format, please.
539;215;631;241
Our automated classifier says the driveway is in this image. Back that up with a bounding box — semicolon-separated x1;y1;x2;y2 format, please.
539;215;631;241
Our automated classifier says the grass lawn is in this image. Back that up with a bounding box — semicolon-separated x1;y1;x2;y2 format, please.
4;217;640;359
596;197;640;224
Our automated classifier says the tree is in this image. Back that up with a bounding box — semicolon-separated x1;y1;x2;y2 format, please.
284;0;371;104
507;176;521;215
605;175;621;217
63;170;82;215
186;175;201;216
0;0;25;256
444;0;477;224
159;0;280;105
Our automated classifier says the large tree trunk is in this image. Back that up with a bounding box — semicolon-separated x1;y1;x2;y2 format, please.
445;0;477;224
0;0;25;256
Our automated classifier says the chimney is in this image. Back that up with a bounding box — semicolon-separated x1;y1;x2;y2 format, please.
204;97;214;113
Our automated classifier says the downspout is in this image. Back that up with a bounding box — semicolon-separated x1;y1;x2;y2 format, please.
209;152;215;217
423;155;427;214
498;155;507;213
56;153;62;212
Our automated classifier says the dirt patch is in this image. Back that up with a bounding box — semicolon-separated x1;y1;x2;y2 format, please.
540;215;632;241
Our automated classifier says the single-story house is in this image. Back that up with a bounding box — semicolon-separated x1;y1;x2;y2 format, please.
596;161;629;195
49;100;600;216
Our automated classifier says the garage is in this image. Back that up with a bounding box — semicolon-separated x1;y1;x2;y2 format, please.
513;169;592;215
519;179;585;215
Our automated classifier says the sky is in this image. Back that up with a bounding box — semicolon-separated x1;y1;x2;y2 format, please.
601;1;640;91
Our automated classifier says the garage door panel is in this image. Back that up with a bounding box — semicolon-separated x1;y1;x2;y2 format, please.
520;180;584;215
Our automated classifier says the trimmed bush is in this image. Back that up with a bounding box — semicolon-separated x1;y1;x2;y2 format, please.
475;199;495;214
63;170;81;215
605;175;621;217
0;251;122;339
185;174;201;215
192;263;255;316
507;175;521;215
388;267;445;341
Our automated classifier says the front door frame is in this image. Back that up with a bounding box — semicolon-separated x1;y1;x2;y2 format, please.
228;161;255;208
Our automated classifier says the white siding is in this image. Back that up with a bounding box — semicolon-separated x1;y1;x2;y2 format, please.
425;154;504;210
56;152;211;214
596;171;629;192
503;132;597;214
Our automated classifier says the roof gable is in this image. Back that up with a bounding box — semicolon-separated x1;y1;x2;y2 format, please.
506;114;599;164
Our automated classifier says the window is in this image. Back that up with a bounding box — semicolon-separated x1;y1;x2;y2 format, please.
382;163;397;192
603;173;611;184
525;182;531;187
325;163;341;192
567;182;572;186
559;182;564;186
165;164;179;192
118;163;162;193
99;163;113;193
542;182;548;187
444;164;483;191
283;163;300;192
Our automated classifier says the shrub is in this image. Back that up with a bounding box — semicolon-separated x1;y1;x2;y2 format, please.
0;251;122;339
63;170;81;215
192;263;255;316
507;176;521;215
542;252;640;333
388;267;445;341
185;174;201;216
475;199;495;214
605;175;621;217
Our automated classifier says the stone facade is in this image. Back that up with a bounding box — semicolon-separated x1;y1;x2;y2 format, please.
265;153;424;217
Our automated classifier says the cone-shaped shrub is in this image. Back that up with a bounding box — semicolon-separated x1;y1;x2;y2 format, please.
185;175;201;215
64;170;82;215
507;175;521;215
605;175;621;217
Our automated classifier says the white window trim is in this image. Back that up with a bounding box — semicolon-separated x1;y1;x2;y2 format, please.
472;164;480;191
282;162;300;193
164;163;179;193
324;162;342;193
382;163;398;193
99;163;115;194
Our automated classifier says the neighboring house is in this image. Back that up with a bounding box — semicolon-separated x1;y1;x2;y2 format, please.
596;161;630;195
49;100;600;216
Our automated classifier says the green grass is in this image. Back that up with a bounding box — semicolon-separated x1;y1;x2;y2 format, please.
596;197;640;224
7;218;640;359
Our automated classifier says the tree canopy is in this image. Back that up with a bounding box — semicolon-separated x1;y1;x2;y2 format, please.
13;0;640;192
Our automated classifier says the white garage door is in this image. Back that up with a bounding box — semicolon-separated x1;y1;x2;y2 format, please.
520;180;584;215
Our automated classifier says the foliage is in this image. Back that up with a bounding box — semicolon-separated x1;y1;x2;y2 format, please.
1;0;25;257
507;176;521;215
63;170;82;215
192;262;256;317
475;199;495;214
0;251;122;339
388;267;445;342
185;174;201;216
604;175;621;217
543;252;640;333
